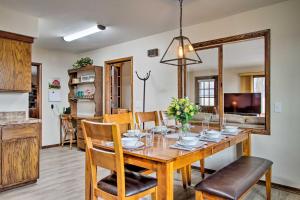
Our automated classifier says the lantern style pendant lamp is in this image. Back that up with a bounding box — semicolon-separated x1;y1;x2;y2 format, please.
160;0;202;66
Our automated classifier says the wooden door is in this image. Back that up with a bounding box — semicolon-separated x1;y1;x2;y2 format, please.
0;38;31;91
1;124;39;186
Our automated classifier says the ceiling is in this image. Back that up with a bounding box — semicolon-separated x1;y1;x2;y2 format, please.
0;0;285;53
188;38;264;71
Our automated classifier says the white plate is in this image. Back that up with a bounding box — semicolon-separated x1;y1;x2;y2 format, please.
123;141;144;149
123;132;146;138
176;140;206;148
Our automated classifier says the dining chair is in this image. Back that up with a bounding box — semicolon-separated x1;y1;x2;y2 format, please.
61;115;76;149
103;112;152;174
81;120;157;200
159;110;177;126
103;112;134;134
135;111;160;130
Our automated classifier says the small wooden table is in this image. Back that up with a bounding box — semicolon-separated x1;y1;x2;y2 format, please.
86;127;251;200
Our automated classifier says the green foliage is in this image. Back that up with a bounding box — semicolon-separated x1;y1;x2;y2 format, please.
72;57;93;69
167;97;200;125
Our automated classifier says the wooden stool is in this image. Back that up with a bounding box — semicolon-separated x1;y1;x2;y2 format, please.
61;115;76;149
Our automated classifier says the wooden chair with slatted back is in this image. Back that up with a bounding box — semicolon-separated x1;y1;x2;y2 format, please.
135;111;160;130
61;115;76;149
103;112;134;134
81;121;157;200
103;112;153;174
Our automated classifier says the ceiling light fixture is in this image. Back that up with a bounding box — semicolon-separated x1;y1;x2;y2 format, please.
63;25;106;42
160;0;202;66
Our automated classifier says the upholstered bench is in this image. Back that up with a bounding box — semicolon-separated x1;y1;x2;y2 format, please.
195;156;273;200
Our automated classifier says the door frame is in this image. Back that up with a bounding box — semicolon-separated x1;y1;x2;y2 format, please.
31;62;42;148
104;57;133;114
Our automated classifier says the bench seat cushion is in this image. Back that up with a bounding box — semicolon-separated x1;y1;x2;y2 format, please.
195;156;273;200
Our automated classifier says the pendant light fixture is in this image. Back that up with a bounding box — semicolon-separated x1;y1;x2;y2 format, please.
160;0;202;66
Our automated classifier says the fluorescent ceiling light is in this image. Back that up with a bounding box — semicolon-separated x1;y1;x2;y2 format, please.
63;25;106;42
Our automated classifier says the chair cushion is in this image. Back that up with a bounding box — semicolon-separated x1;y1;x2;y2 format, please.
195;156;273;200
124;164;148;173
98;171;157;197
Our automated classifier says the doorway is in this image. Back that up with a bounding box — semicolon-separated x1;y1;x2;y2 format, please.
29;62;42;119
105;57;133;114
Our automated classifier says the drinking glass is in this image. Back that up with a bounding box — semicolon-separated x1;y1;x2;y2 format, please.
202;117;210;134
145;130;154;147
162;119;168;127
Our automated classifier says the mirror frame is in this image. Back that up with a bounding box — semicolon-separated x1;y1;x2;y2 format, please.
178;29;271;134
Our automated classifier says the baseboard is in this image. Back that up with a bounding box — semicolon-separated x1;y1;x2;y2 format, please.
191;166;300;195
41;144;60;149
257;180;300;195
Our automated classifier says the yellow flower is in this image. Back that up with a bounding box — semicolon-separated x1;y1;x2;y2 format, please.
184;108;189;113
175;105;180;110
176;111;181;115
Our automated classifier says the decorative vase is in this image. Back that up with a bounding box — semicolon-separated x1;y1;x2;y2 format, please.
179;122;190;139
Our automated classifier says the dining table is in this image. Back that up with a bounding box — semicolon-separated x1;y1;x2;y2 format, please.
86;126;252;200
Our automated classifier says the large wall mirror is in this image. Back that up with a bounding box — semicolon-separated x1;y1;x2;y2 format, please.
179;30;270;134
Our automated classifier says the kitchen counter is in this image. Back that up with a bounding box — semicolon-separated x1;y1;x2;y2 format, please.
0;118;41;126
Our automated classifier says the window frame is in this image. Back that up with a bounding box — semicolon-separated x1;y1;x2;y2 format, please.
195;75;218;112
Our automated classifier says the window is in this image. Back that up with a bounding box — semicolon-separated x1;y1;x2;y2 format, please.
195;76;218;107
253;76;265;114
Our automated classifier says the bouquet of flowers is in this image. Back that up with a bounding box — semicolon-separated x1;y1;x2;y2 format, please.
167;97;200;133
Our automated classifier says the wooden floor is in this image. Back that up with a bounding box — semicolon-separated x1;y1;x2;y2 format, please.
0;147;299;200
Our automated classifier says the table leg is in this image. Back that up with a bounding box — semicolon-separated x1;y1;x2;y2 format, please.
200;159;205;179
157;162;174;200
242;132;251;156
85;151;91;200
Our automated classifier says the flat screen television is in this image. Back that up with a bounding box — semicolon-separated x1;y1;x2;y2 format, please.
224;93;261;115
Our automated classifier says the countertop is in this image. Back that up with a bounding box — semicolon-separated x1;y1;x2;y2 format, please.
0;118;41;126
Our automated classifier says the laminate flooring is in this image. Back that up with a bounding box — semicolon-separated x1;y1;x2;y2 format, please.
0;147;299;200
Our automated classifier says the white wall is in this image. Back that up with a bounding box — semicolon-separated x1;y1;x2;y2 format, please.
32;46;77;146
0;6;39;116
79;0;300;188
0;6;38;37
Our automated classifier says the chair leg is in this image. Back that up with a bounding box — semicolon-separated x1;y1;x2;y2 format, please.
195;191;204;200
186;165;191;186
200;159;205;179
181;167;188;189
151;189;157;200
69;132;73;150
62;132;67;147
265;167;272;200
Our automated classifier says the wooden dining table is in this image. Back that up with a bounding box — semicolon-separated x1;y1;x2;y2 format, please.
86;126;251;200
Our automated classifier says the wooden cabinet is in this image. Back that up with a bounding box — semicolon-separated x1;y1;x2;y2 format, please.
0;123;40;191
0;31;33;92
75;116;102;150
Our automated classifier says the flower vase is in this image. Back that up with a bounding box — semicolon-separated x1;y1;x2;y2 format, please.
179;123;190;140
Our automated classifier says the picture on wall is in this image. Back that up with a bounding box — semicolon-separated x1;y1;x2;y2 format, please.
48;78;61;102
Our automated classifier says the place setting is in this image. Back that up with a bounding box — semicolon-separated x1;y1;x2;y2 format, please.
170;136;207;151
221;125;241;136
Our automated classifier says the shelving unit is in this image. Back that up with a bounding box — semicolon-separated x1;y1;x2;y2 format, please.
67;65;103;150
68;65;103;116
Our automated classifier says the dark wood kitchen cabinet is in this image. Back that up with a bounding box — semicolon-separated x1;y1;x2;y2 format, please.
0;31;34;92
0;122;40;191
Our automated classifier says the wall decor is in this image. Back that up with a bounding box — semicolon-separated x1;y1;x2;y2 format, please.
48;78;61;102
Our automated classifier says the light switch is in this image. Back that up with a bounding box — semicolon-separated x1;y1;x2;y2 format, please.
274;102;282;113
